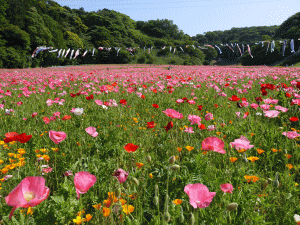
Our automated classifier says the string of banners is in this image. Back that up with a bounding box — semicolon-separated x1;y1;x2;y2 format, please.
31;39;299;59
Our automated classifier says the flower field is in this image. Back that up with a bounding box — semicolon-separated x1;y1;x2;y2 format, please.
0;64;300;224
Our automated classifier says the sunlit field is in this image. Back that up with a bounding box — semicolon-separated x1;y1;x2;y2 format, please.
0;64;300;225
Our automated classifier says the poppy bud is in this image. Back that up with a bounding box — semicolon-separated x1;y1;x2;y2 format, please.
263;180;268;189
171;165;180;171
163;212;171;222
153;196;159;206
169;156;176;164
227;203;238;211
146;156;151;163
189;213;195;225
273;172;279;187
115;187;121;198
180;206;184;223
132;177;139;186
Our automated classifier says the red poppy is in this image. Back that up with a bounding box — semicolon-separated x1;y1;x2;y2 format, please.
152;104;159;108
289;117;299;122
5;132;18;138
119;99;127;105
70;93;76;97
141;95;145;99
197;105;203;111
17;133;32;143
4;133;32;143
261;90;268;96
198;124;206;130
286;93;291;98
147;121;156;129
86;94;94;100
124;143;139;153
296;82;300;90
214;104;218;108
164;121;173;132
153;89;157;93
111;82;118;86
182;97;188;101
76;92;81;96
142;85;147;88
255;97;262;103
62;115;71;120
228;95;240;101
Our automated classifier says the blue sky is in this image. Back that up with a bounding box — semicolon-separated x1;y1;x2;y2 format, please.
55;0;299;36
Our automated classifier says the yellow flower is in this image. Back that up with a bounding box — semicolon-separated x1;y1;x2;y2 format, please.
286;164;294;170
42;155;50;162
9;141;16;145
0;160;4;164
102;207;111;217
8;153;16;158
216;132;221;135
132;118;138;123
85;214;92;222
149;173;153;178
237;149;246;153
185;146;194;151
40;148;48;153
173;199;183;205
77;209;85;216
177;147;182;152
27;207;33;215
229;120;232;124
271;148;281;153
257;149;265;154
202;151;208;155
129;193;137;200
250;133;255;137
9;164;17;169
122;204;134;215
73;216;85;225
0;141;4;145
285;154;292;159
136;163;144;168
52;148;59;152
230;157;238;163
295;183;299;186
9;158;16;163
1;168;9;174
93;203;102;210
247;157;259;162
17;149;26;154
244;175;259;183
119;198;127;206
35;149;40;153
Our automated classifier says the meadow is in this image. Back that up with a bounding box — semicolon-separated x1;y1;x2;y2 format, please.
0;64;300;225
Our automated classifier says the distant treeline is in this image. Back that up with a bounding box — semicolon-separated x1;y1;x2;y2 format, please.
0;0;300;68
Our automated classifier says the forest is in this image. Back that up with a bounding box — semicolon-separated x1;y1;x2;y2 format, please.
0;0;300;68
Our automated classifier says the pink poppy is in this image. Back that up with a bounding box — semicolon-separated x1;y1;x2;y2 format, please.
42;167;53;174
207;125;215;131
43;117;50;124
187;100;196;104
260;104;271;110
264;110;280;118
282;131;300;139
49;130;67;144
230;135;254;150
201;136;225;154
113;168;129;183
163;109;183;119
220;183;233;193
74;171;97;199
5;176;49;219
85;127;98;137
188;114;201;125
176;99;184;103
184;183;216;208
275;105;288;112
205;113;213;121
250;103;259;110
236;112;241;118
184;127;194;133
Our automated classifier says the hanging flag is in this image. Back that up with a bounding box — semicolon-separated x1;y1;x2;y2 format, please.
215;45;222;54
226;44;234;52
180;46;184;52
148;48;150;54
290;39;295;53
173;48;176;53
242;44;244;55
92;48;95;56
64;48;70;58
82;49;88;57
70;49;75;59
282;40;287;56
170;46;172;52
161;46;166;49
117;48;121;56
61;49;65;58
237;44;242;56
57;49;62;58
31;46;53;57
270;40;275;52
144;46;145;52
192;45;195;49
48;49;58;53
74;49;80;59
247;44;253;58
205;45;215;49
266;41;270;55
